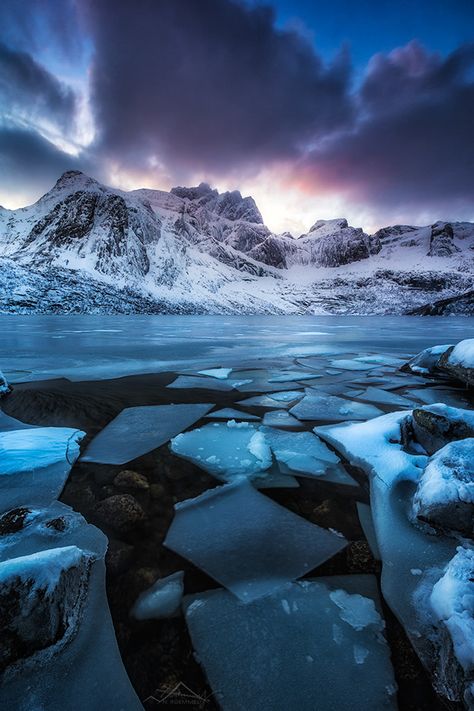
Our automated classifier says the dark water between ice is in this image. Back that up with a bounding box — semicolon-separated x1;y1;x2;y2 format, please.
0;314;472;383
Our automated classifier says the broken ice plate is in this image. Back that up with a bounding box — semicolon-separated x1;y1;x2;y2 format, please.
167;375;252;391
81;403;214;465
261;410;303;429
205;408;260;421
164;478;347;603
290;390;383;422
183;574;396;711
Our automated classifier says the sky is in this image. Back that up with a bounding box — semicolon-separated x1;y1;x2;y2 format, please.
0;0;473;234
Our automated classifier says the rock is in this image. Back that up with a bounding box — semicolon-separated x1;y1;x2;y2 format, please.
94;494;146;533
0;368;10;397
401;344;453;375
428;222;461;257
429;546;474;704
412;404;474;455
105;539;135;576
439;339;474;387
149;483;165;499
412;439;474;536
114;469;149;491
0;507;32;535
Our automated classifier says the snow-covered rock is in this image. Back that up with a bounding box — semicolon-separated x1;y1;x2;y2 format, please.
429;546;474;705
0;369;9;397
1;171;474;314
412;439;474;536
412;404;474;455
401;344;453;375
439;339;474;387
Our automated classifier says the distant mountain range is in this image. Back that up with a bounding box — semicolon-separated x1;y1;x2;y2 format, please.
0;170;472;314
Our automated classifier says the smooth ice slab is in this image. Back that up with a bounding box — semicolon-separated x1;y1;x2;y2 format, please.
261;410;303;429
197;368;233;379
183;575;397;711
0;427;84;512
355;386;417;408
268;390;304;403
356;503;381;560
131;571;184;620
355;354;407;367
167;375;252;391
408;388;470;408
205;408;260;421
81;403;213;465
238;395;292;409
330;359;377;371
170;421;272;482
164;479;347;603
0;409;37;432
290;390;383;422
262;427;341;478
267;371;322;383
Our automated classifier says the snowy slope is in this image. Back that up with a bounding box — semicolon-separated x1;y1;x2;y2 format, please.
0;171;473;315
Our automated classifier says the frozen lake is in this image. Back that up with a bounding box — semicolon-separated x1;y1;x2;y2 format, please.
0;314;472;383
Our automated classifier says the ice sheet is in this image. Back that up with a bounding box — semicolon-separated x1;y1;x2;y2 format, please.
81;403;213;465
290;390;383;422
164;479;347;603
205;408;260;421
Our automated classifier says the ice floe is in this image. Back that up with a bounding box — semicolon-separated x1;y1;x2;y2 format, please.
183;574;396;711
164;478;347;603
356;502;381;560
261;410;303;429
197;368;233;379
205;407;260;421
354;386;417;408
81;403;213;465
290;390;383;422
167;375;252;390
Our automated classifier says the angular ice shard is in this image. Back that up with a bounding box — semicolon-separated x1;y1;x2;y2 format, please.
261;410;303;429
0;501;141;710
197;368;232;379
205;408;260;421
183;575;396;711
0;427;84;513
262;427;340;479
330;359;377;371
408;387;470;408
131;570;184;620
412;439;474;535
238;394;292;409
268;390;304;403
267;370;322;383
356;354;407;367
81;403;213;465
0;409;37;432
355;386;417;408
164;479;347;603
290;390;383;422
356;503;381;560
167;375;252;391
170;421;272;482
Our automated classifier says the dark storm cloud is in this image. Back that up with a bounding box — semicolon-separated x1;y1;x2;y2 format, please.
0;42;76;129
298;42;474;213
84;0;353;172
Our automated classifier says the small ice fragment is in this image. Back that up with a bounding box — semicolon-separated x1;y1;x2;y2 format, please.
198;368;233;379
131;571;184;620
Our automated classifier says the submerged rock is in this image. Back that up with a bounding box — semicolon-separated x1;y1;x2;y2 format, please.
94;494;147;534
412;439;474;536
412;404;474;455
114;469;149;491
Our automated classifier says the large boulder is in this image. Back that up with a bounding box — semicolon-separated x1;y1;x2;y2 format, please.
401;344;453;375
412;439;474;536
0;368;10;397
439;339;474;387
412;404;474;455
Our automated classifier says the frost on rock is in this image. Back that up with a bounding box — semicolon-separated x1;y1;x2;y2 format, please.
164;478;347;603
81;403;213;465
0;501;142;710
0;427;84;513
412;439;474;536
0;368;10;397
428;546;474;703
183;574;396;711
290;390;383;422
412;403;474;455
131;571;184;620
401;344;453;375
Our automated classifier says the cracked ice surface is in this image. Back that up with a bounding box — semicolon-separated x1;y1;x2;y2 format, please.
81;403;213;465
164;478;347;603
183;574;396;711
0;427;84;513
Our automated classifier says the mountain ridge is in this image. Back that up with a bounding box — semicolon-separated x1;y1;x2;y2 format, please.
0;170;472;315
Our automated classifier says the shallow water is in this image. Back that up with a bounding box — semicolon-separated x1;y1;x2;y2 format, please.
0;314;472;382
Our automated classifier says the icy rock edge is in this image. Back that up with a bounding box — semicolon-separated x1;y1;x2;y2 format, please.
0;407;142;708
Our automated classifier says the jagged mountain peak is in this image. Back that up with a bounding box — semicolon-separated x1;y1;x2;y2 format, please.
307;218;349;234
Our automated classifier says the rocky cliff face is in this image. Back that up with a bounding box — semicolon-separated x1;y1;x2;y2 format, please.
0;170;473;314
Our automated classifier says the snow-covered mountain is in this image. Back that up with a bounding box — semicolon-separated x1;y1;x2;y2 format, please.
0;170;473;314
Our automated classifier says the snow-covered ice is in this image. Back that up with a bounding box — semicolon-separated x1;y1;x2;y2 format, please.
131;570;184;620
164;478;347;603
183;574;396;711
81;403;213;465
